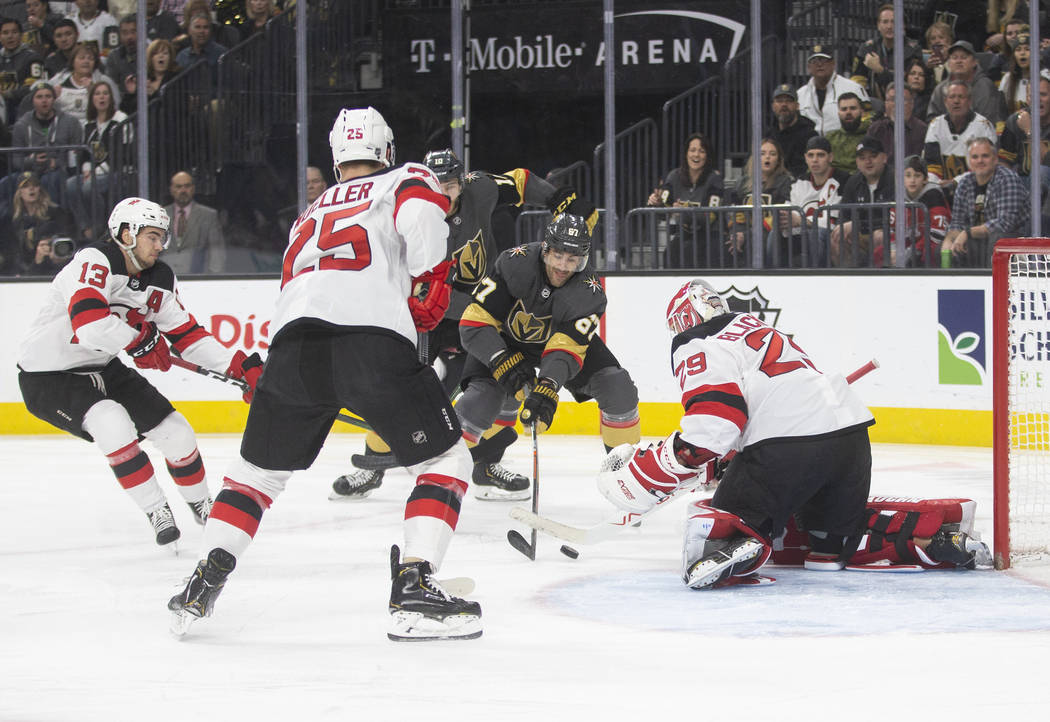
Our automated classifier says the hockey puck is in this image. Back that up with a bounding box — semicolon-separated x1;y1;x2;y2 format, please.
560;544;580;559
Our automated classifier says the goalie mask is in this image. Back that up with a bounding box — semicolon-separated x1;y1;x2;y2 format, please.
665;279;728;334
424;149;464;183
329;106;395;170
542;212;591;272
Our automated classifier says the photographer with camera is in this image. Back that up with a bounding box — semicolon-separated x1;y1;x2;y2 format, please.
3;170;76;275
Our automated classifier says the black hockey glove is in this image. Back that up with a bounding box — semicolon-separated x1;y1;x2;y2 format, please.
547;186;598;234
489;349;535;397
520;377;559;433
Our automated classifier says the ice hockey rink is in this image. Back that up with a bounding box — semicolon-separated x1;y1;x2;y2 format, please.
2;433;1049;721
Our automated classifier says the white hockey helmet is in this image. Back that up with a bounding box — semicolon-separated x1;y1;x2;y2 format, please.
107;197;171;251
665;279;728;334
329;106;395;169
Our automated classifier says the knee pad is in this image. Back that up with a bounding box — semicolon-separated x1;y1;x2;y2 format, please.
408;438;472;483
142;411;198;461
82;399;138;455
223;456;292;505
587;367;639;416
455;378;507;440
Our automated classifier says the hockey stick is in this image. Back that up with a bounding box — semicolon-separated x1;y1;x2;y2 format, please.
509;358;881;547
168;356;373;431
506;421;541;560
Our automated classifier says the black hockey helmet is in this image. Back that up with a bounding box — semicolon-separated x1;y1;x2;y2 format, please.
542;213;591;272
424;149;464;183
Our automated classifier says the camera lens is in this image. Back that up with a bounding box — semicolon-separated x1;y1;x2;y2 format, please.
51;238;75;259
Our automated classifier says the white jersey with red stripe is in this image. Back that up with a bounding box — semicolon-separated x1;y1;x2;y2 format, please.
273;162;450;344
18;241;229;373
671;312;873;455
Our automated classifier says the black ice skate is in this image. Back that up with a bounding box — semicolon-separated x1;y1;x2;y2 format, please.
187;496;213;526
684;535;766;589
472;461;530;501
329;468;384;500
168;547;236;636
925;530;978;568
388;545;481;641
147;503;181;546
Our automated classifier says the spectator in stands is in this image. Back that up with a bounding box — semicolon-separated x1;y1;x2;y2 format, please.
175;11;227;88
3;170;76;275
775;135;849;268
850;3;923;102
104;14;137;90
66;79;129;239
868;83;928;166
871;155;951;267
921;1;992;50
306;165;327;203
797;44;869;136
9;81;82;205
923;79;997;188
985;17;1027;83
240;0;278;39
23;1;64;58
999;32;1032;114
43;18;77;77
925;40;1006;128
943;136;1029;267
766;83;817;178
161;0;190;26
121;37;180;113
646;132;724;269
51;42;120;126
923;20;954;88
68;0;118;57
726;138;793;263
106;2;138;20
146;0;180;41
999;69;1050;187
831;136;895;267
1;17;45;127
163;170;225;274
826;93;871;173
906;58;934;120
174;1;239;54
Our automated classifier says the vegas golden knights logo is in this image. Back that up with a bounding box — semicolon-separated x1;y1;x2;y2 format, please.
453;232;486;284
507;300;551;343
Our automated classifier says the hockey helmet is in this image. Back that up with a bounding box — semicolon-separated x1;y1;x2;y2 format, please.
108;197;171;251
424;149;464;183
542;212;591;272
665;279;728;334
329;106;395;169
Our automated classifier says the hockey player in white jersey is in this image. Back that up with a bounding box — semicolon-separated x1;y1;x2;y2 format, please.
598;279;877;588
168;106;482;641
16;198;263;547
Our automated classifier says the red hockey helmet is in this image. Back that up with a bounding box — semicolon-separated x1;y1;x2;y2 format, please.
665;279;728;334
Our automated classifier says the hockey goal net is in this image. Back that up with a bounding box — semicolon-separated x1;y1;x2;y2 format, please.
993;238;1050;569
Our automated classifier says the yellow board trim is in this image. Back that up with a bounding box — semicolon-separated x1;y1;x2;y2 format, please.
0;401;993;447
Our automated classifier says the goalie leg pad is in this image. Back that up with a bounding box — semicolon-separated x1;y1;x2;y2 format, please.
682;500;772;588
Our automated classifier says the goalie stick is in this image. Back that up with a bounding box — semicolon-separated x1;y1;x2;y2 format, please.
168;356;373;432
508;359;880;547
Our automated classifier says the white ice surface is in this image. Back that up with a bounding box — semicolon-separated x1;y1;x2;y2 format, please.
2;434;1049;721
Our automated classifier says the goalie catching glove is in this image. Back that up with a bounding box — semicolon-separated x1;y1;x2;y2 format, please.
408;259;456;332
520;377;559;432
597;432;717;513
227;351;264;404
124;321;172;371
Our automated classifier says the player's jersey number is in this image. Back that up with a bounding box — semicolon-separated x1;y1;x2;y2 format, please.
745;327;817;378
281;202;373;288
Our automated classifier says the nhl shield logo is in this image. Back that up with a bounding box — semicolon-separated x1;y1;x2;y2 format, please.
718;285;782;327
411;430;427;444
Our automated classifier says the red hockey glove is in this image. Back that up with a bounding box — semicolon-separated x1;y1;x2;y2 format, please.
124;321;172;371
227;351;264;404
408;259;456;332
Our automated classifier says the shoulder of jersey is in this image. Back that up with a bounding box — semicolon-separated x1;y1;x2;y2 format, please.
670;313;741;353
499;242;538;267
573;271;606;298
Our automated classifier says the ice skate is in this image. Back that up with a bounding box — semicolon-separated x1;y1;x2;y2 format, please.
472;462;530;501
187;496;212;526
147;503;181;546
684;536;765;589
168;548;236;636
388;546;481;641
925;530;978;568
329;468;384;500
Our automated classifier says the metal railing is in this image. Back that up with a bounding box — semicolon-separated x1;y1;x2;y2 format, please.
151;60;218;199
546;161;593;201
593;118;660;214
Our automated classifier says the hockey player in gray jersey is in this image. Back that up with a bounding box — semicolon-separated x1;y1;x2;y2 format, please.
454;213;640;464
332;149;599;501
16;198;262;546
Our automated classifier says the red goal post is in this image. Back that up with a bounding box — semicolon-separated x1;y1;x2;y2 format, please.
993;238;1050;570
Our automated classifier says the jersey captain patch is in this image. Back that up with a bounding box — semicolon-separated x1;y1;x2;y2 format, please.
507;299;551;344
453;232;486;284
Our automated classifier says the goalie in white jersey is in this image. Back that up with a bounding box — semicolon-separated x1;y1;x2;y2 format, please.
599;279;876;588
168;107;482;641
16;198;263;547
